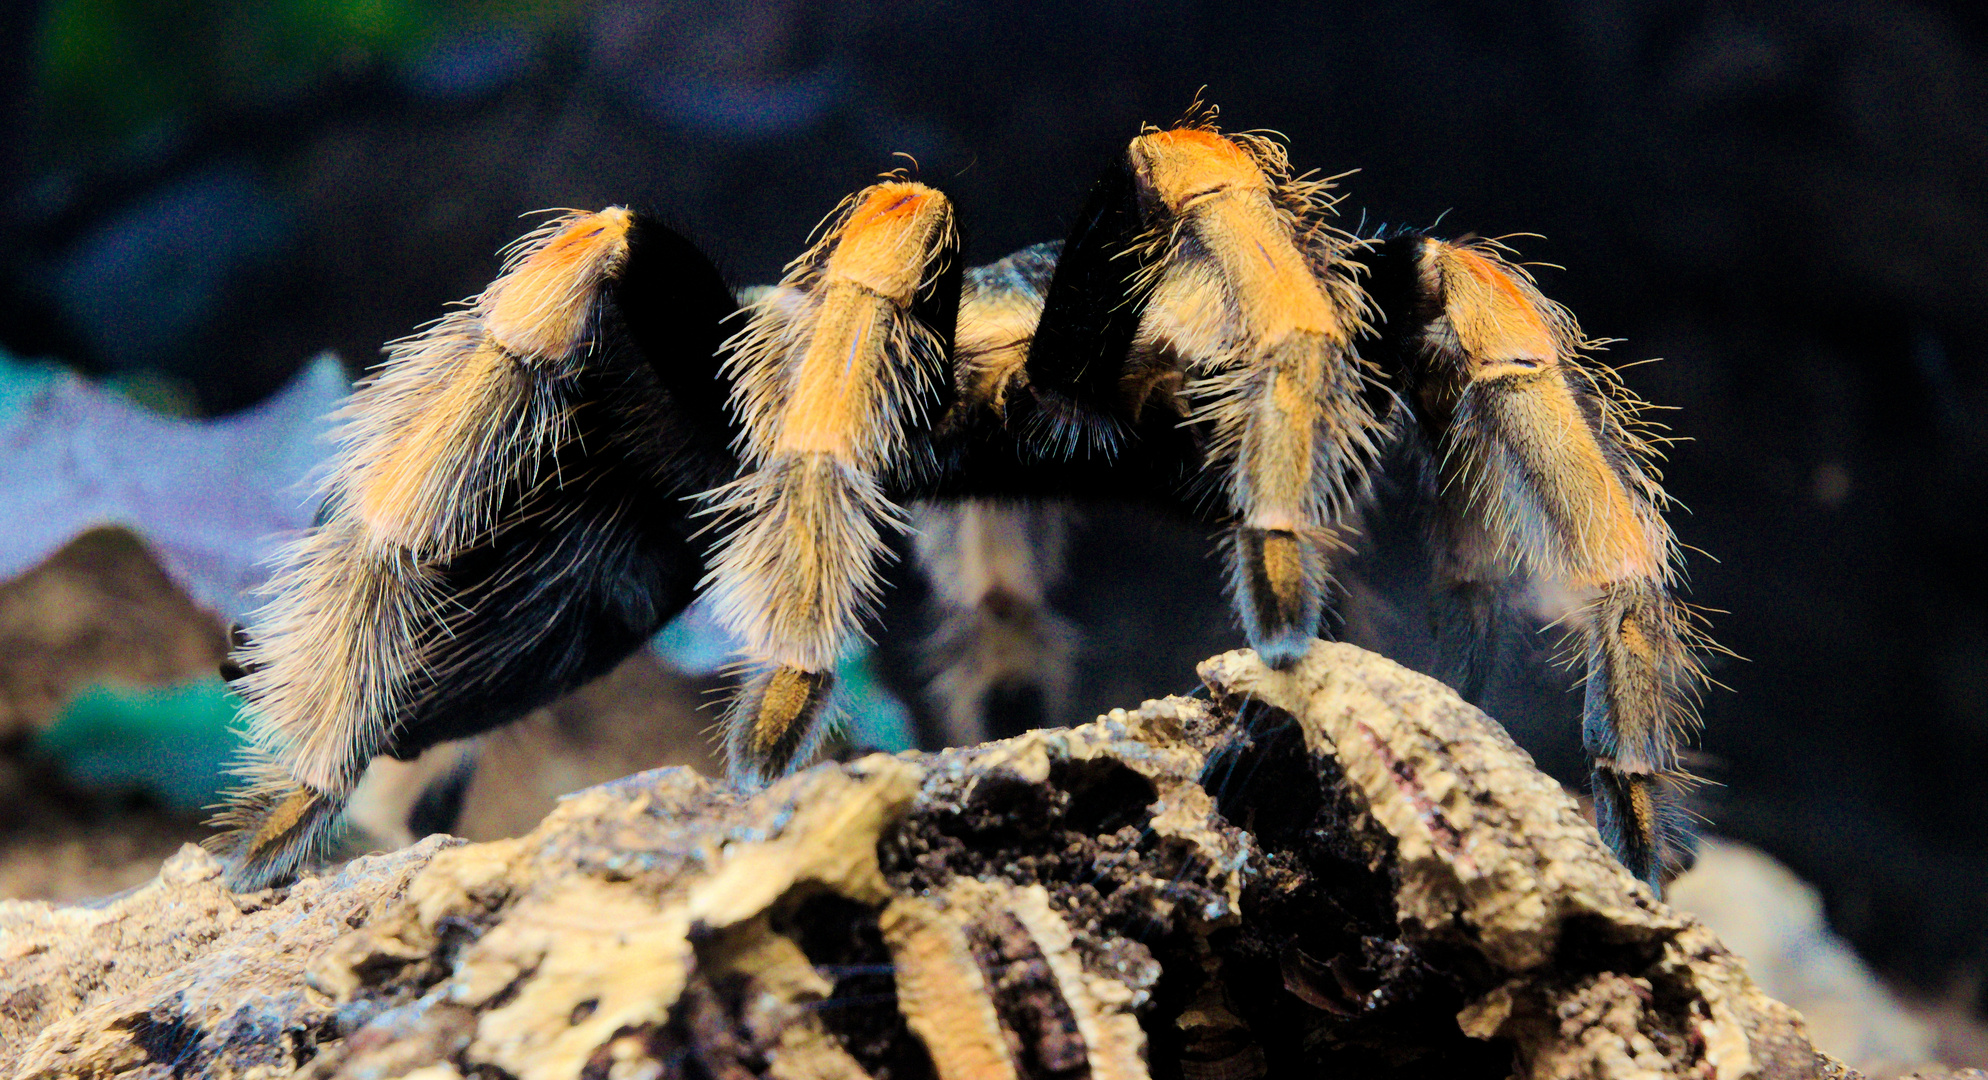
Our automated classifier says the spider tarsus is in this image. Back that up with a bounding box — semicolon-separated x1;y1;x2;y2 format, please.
1232;526;1329;669
1592;767;1693;890
728;665;836;786
208;775;350;892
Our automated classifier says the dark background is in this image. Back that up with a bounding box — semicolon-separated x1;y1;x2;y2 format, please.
3;0;1984;1007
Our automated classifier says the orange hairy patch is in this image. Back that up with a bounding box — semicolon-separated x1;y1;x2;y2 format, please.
1196;197;1343;344
353;340;515;550
1133;130;1343;346
245;787;318;856
1496;372;1660;582
1259;530;1305;606
1627;779;1658;831
1130;127;1266;211
956;285;1039;414
779;292;893;456
753;666;829;754
826;183;949;304
1243;364;1322;525
776;183;951;457
1436;245;1558;365
1618;609;1654;661
486;208;632;360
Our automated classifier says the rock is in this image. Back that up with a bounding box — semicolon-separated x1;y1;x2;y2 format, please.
0;644;1857;1079
1;837;453;1077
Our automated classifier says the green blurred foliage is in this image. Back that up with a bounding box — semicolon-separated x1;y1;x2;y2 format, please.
34;0;583;162
33;679;243;811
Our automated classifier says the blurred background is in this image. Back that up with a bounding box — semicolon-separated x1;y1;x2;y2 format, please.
2;0;1985;1071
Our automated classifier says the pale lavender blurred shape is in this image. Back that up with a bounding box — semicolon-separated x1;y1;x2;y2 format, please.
0;350;906;743
0;354;348;621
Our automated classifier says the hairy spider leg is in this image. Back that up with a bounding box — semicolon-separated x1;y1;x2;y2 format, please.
214;210;738;889
1364;233;1706;890
703;181;960;784
1026;123;1382;667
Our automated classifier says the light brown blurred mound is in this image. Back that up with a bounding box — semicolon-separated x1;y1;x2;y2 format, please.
0;527;226;901
0;526;229;742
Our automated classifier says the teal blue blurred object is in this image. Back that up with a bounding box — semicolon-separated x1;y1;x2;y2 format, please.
29;643;910;817
834;649;915;754
0;349;67;419
649;605;737;675
651;603;917;754
32;679;243;811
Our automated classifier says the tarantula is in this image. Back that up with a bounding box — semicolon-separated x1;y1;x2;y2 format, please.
214;106;1710;893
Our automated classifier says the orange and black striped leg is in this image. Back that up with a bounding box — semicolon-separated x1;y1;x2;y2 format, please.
216;210;737;888
1228;524;1335;666
1122;123;1379;667
704;180;961;785
1580;580;1700;883
1023;121;1381;669
1366;232;1705;891
728;664;838;778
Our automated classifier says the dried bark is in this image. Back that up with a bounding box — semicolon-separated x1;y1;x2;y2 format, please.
0;644;1866;1079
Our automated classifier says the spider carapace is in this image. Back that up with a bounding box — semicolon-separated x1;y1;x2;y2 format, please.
215;107;1711;894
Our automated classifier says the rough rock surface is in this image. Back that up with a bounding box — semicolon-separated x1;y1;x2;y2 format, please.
0;644;1866;1079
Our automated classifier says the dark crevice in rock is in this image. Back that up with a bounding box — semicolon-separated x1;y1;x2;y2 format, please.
1057;758;1158;838
782;891;937;1080
1202;693;1514;1079
1549;910;1673;977
577;975;762;1080
127;1008;211;1078
290;1014;339;1068
964;908;1090;1080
